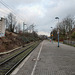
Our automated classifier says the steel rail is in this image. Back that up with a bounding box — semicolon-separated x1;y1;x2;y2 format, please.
0;41;40;75
5;43;39;75
0;42;35;66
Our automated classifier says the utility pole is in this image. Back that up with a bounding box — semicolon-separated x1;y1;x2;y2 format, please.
23;22;26;33
51;27;53;43
29;24;35;33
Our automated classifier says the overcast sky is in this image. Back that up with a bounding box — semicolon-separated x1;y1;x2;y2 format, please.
0;0;75;36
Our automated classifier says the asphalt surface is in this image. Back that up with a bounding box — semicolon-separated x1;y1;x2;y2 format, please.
11;40;75;75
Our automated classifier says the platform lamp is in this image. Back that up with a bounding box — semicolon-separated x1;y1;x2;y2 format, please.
55;17;59;47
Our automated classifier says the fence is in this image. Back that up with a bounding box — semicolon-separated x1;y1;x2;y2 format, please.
63;40;75;45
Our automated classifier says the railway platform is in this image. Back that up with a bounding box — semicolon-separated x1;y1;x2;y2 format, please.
11;40;75;75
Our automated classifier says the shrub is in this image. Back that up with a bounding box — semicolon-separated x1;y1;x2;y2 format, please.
71;32;75;38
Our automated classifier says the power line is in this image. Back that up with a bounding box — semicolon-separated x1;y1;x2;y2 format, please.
0;0;25;21
1;0;25;21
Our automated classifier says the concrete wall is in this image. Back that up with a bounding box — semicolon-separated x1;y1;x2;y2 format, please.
0;18;5;37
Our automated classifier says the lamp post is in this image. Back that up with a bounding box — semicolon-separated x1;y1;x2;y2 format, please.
51;27;53;43
55;17;59;47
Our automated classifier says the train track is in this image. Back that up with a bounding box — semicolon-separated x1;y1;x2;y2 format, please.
0;42;35;64
0;41;40;75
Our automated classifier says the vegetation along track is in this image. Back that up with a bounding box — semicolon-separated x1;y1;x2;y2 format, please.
0;42;35;63
0;41;41;75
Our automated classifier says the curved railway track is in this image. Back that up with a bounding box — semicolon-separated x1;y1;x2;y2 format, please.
0;41;40;75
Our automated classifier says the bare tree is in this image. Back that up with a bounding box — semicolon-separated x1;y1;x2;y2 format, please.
62;16;75;40
28;24;35;33
63;17;73;32
52;16;75;41
7;13;17;32
16;23;21;33
55;16;75;40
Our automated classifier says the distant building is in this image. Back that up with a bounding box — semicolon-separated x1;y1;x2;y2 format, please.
0;18;6;37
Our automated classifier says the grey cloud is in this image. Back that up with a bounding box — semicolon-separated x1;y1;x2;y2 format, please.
0;0;75;36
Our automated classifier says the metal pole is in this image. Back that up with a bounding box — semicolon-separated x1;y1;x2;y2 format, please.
55;17;59;47
23;22;24;33
58;29;59;47
51;27;53;43
23;22;26;33
58;19;59;47
52;31;53;43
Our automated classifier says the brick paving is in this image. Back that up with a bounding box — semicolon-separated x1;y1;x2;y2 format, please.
11;40;75;75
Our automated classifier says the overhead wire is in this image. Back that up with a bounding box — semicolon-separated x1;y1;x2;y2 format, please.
1;0;25;21
0;0;25;22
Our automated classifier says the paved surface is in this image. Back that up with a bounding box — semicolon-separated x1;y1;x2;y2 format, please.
11;40;75;75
